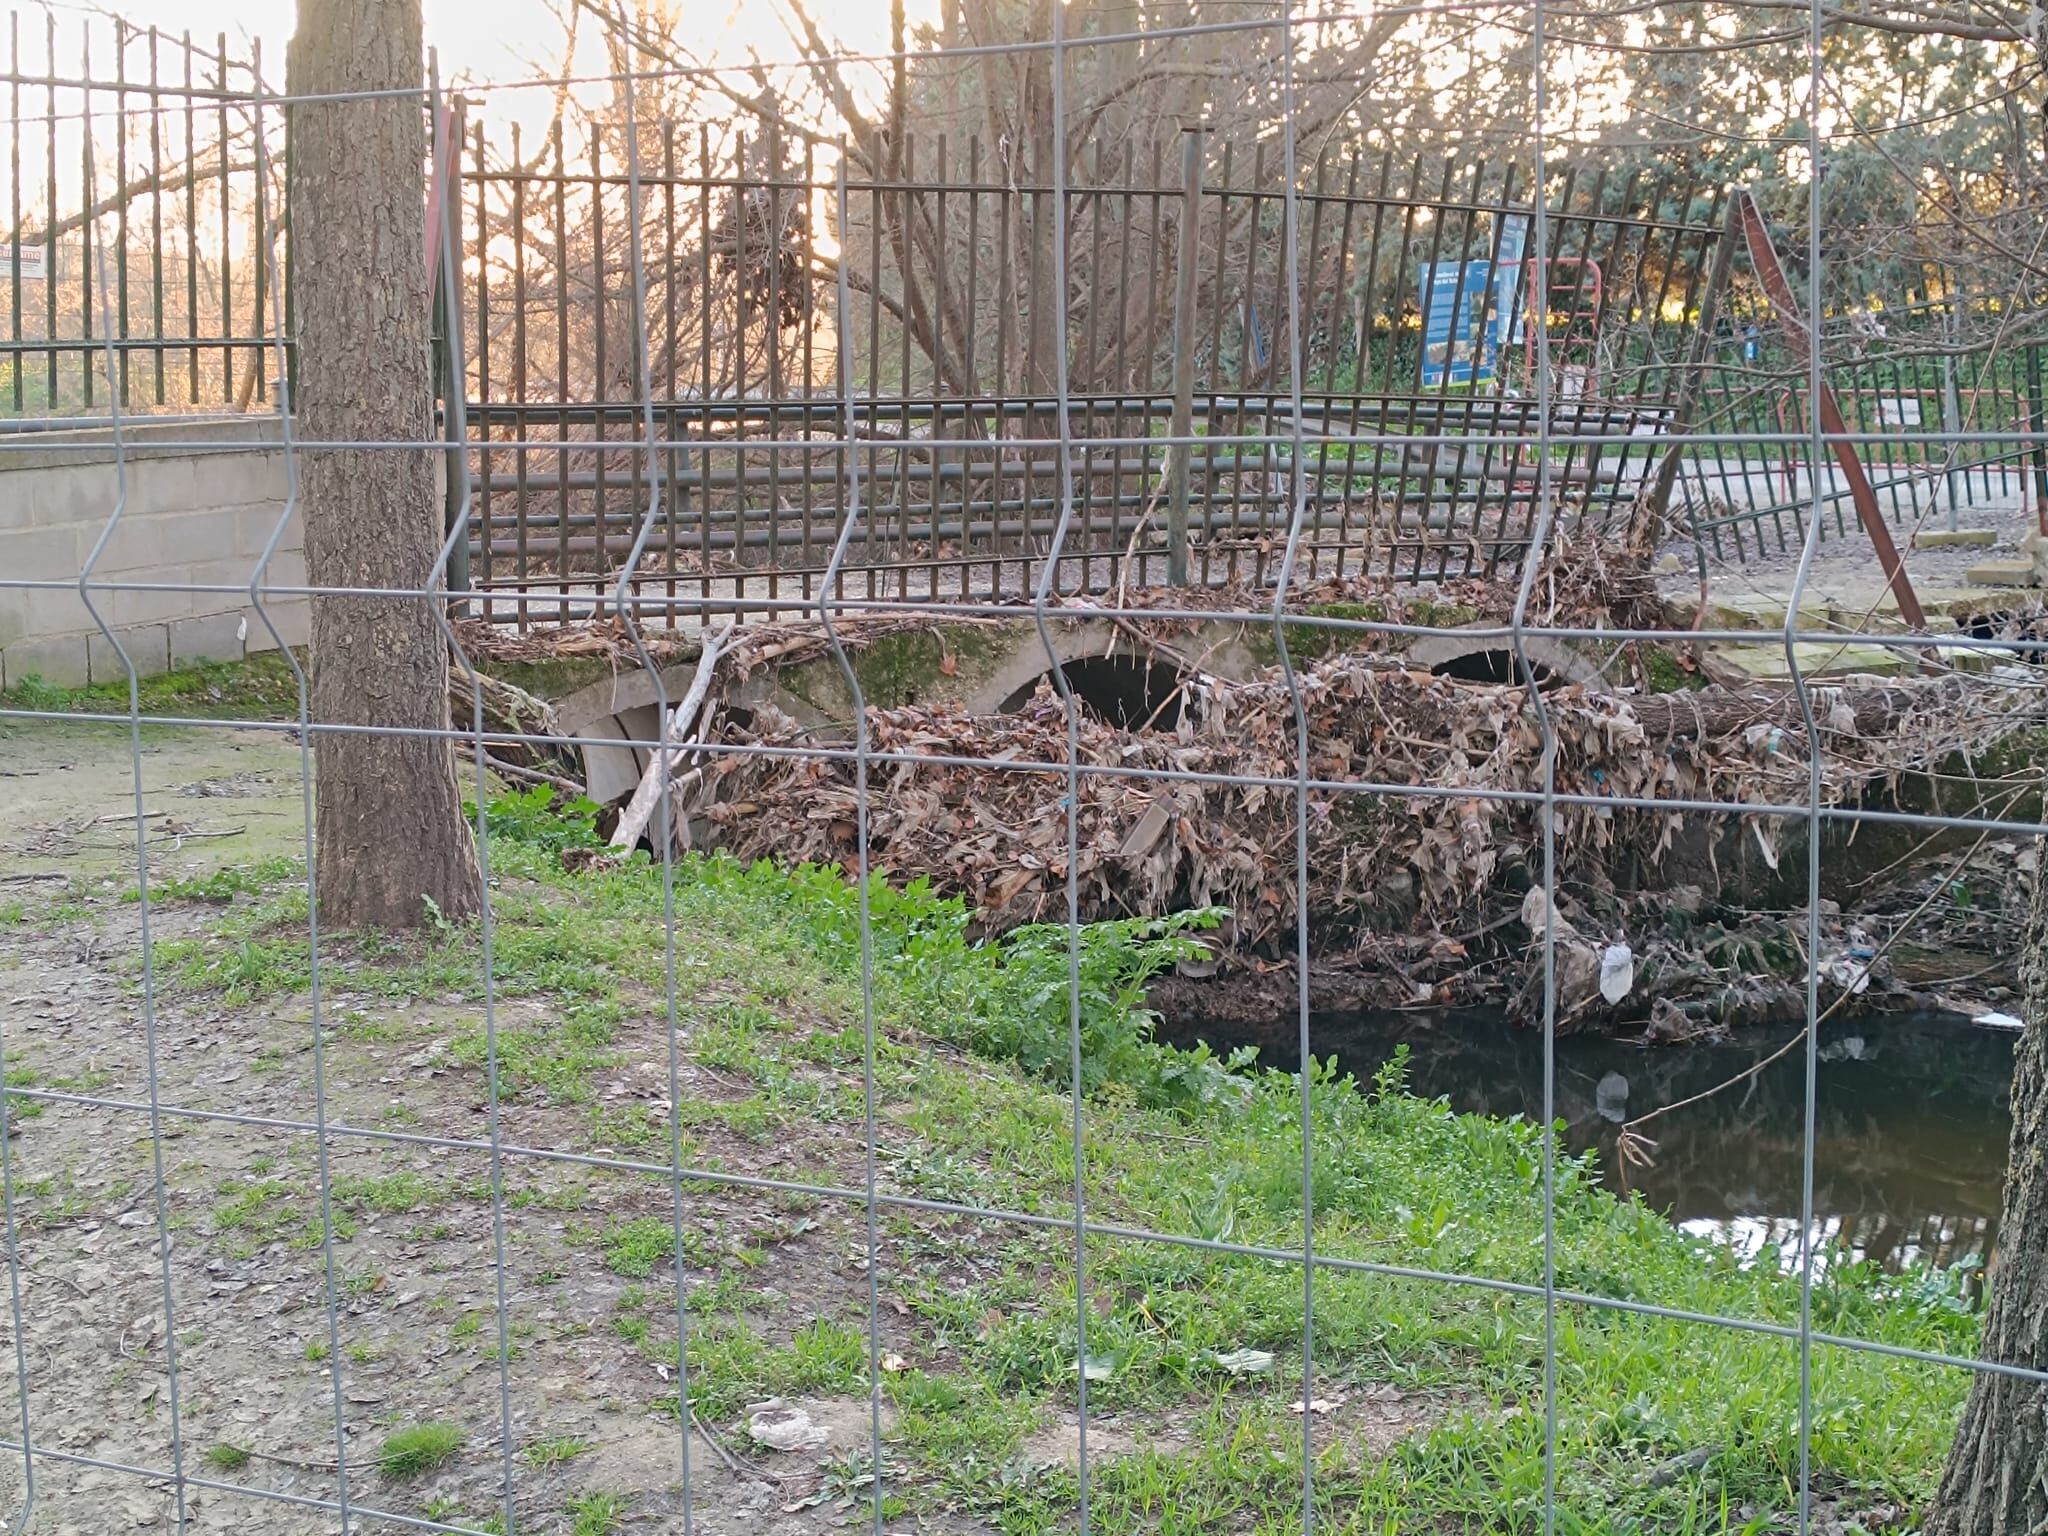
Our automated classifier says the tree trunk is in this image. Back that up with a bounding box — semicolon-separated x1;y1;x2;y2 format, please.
1926;864;2048;1534
288;0;480;928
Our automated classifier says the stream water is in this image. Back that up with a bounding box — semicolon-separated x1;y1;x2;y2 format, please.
1200;1010;2019;1273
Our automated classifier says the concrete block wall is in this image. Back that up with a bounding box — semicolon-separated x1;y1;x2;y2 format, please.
0;417;304;690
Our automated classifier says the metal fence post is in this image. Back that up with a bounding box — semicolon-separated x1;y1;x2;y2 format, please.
427;59;471;611
2030;343;2048;536
1940;298;1962;530
1165;125;1204;587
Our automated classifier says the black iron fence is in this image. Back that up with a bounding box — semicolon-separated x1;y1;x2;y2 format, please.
0;14;277;420
1681;295;2039;564
450;119;1734;620
5;19;2041;622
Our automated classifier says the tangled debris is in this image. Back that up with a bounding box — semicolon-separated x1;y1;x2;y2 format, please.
683;654;2025;921
658;637;2039;1030
508;544;2044;1033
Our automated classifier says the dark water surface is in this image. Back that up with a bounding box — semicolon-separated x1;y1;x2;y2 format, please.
1205;1010;2019;1271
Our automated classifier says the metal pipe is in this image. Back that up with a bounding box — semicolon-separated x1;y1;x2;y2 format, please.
1165;125;1204;586
1734;186;1924;631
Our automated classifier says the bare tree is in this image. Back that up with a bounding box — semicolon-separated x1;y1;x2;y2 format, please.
289;0;481;927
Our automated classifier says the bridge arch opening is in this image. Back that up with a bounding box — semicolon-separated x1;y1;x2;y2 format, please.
1427;648;1558;687
996;653;1190;729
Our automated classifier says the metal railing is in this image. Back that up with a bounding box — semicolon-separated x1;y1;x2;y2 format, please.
0;15;278;419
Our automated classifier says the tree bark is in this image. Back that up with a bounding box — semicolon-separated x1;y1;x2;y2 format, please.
1925;863;2048;1534
289;0;480;928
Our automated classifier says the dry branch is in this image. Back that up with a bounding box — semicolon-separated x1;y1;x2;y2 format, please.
609;622;735;850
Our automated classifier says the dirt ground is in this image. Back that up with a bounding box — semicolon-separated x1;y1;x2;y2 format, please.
2;719;1469;1536
0;721;935;1534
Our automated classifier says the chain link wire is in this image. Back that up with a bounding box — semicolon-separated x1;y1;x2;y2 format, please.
2;0;2047;1531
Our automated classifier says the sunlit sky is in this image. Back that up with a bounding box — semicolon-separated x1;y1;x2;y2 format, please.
117;0;930;97
78;0;1659;152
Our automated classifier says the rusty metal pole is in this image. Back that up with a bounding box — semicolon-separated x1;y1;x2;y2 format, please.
1164;125;1204;587
1637;193;1739;546
1733;186;1924;629
2028;343;2048;536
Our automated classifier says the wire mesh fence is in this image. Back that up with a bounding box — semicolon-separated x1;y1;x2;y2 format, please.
1;0;2046;1533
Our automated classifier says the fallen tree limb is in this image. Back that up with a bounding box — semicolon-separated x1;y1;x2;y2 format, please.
446;668;581;786
1625;680;1961;743
609;622;734;850
466;748;585;798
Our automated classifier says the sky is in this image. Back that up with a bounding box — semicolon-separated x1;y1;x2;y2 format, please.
6;0;932;263
109;0;928;101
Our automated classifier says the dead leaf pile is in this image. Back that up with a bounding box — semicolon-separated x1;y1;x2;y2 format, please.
677;646;2035;944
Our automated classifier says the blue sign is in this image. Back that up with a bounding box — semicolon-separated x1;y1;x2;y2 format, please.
1418;259;1492;386
1491;215;1529;366
1418;215;1536;388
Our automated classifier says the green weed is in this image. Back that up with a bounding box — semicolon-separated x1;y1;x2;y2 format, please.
453;998;623;1103
331;1171;445;1213
211;1178;344;1255
566;1491;628;1535
376;1421;465;1480
601;1217;689;1278
467;784;604;853
135;858;301;905
521;1435;592;1471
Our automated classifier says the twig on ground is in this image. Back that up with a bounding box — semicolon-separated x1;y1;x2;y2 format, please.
692;1408;793;1483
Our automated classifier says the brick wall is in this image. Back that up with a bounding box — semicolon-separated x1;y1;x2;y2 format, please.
0;417;304;689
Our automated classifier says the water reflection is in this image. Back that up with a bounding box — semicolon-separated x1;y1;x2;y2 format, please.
1194;1010;2018;1272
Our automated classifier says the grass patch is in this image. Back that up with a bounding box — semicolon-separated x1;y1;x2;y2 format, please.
641;1314;874;1423
376;1421;465;1480
453;998;624;1103
521;1435;592;1471
601;1216;690;1278
566;1491;628;1536
635;856;1979;1529
211;1177;350;1256
131;794;1994;1534
140;858;302;905
16;1173;92;1228
0;651;306;720
423;1497;505;1534
331;1171;446;1213
4;1067;44;1121
155;934;312;1003
202;1443;251;1472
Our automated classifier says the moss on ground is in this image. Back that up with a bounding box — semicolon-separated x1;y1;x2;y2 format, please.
0;647;609;720
1638;644;1707;693
1243;598;1490;669
481;656;616;701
